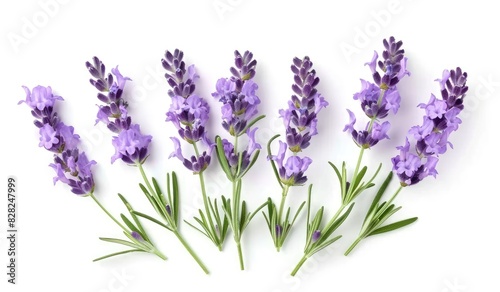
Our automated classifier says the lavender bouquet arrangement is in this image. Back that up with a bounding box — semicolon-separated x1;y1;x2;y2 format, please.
263;56;328;251
86;57;208;273
19;85;167;261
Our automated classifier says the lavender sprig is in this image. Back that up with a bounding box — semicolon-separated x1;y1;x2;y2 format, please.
263;56;328;251
212;50;267;270
345;67;468;256
162;49;227;255
19;85;166;261
291;37;409;276
86;58;208;273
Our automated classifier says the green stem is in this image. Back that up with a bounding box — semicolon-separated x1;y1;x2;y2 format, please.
174;230;209;274
344;236;363;256
277;185;290;224
199;170;222;251
193;142;222;250
385;185;404;208
236;241;244;270
291;254;309;276
233;178;244;269
89;193;129;232
137;163;156;198
150;246;168;260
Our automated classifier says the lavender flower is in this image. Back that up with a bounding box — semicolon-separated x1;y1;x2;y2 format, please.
86;57;152;165
212;50;260;137
279;56;328;153
220;127;261;176
272;141;312;186
392;68;468;186
344;36;409;149
162;49;213;172
169;137;211;173
19;85;63;111
111;124;152;164
20;85;96;196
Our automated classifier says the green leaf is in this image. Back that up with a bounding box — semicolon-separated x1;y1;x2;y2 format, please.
192;216;216;243
236;151;244;178
239;200;247;232
221;195;232;220
139;183;163;216
215;136;234;181
151;177;164;203
167;171;180;226
93;249;144;262
267;134;283;189
184;220;209;238
319;203;355;244
351;166;368;194
368;217;418;236
210;197;227;241
132;211;172;231
117;193;149;241
364;172;393;224
329;162;347;203
98;237;139;249
310;235;342;255
237;114;265;137
237;150;260;179
120;214;140;234
341;162;348;204
246;201;268;230
291;201;306;227
305;207;324;251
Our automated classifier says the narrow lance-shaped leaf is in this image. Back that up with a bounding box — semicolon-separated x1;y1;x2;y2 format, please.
368;217;418;236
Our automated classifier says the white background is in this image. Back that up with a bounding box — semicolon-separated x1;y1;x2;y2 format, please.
1;0;498;291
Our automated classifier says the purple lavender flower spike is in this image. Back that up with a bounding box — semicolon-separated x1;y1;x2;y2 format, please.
21;85;97;196
86;57;133;134
281;56;328;154
392;68;468;186
371;36;409;89
162;49;214;173
212;50;260;137
87;57;153;166
346;37;408;149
